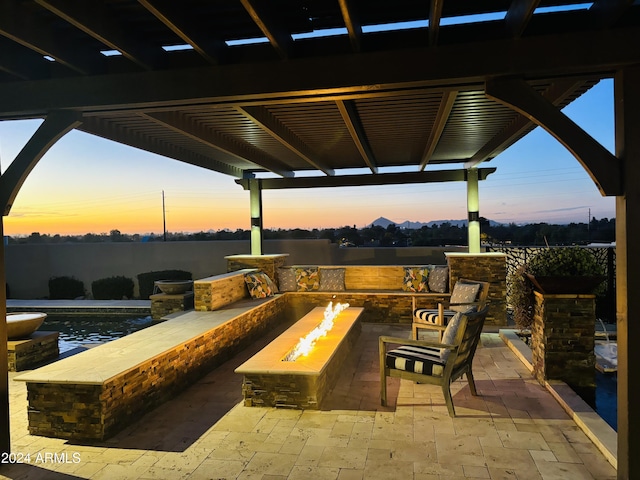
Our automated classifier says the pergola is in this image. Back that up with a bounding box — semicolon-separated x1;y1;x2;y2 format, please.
0;1;638;477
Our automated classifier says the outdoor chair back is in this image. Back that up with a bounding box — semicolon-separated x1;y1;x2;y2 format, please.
412;278;489;340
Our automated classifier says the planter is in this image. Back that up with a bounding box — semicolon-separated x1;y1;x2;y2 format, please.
525;274;605;294
154;280;193;295
7;312;47;340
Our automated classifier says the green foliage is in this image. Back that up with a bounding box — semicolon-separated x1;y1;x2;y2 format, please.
92;276;134;300
48;276;85;299
137;270;192;299
526;247;604;277
509;265;534;330
510;247;605;330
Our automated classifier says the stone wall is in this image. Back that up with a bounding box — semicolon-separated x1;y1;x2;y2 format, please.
7;332;59;371
531;292;596;390
285;291;448;324
226;254;288;284
446;253;507;326
150;292;194;320
194;271;250;311
23;296;289;440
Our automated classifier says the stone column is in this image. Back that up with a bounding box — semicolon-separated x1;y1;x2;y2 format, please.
445;252;507;326
225;254;289;283
531;292;595;391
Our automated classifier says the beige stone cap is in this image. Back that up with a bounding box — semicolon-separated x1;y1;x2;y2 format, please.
533;291;596;299
235;306;363;376
445;252;506;257
194;269;256;283
14;299;276;385
224;254;289;260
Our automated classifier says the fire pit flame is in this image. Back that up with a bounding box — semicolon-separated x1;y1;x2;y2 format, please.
283;302;349;362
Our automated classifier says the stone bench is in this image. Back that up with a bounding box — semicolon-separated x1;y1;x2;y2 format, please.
277;265;451;323
14;292;287;441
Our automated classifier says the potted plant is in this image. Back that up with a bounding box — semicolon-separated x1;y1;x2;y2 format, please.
510;247;605;330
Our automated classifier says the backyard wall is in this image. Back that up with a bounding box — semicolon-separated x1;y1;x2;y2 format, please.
5;240;466;299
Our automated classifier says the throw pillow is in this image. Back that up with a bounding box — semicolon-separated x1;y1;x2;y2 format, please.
401;266;429;292
449;282;481;312
439;311;463;361
277;268;297;292
319;268;346;291
244;271;278;299
428;266;449;293
295;267;320;291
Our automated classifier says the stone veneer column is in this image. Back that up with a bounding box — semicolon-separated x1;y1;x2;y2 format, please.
531;292;596;390
225;254;289;282
445;252;507;326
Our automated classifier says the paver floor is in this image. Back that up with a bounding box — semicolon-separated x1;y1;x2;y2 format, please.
1;322;616;479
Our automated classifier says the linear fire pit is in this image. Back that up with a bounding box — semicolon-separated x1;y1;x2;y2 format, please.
235;306;363;409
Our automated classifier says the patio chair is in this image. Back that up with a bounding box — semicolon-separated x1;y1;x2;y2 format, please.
412;278;489;340
380;306;488;416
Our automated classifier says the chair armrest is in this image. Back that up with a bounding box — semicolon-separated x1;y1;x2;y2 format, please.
379;335;455;350
411;322;447;332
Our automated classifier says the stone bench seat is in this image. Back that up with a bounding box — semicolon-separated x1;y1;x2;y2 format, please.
14;294;287;440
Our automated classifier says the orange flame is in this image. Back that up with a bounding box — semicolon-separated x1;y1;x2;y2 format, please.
286;302;349;361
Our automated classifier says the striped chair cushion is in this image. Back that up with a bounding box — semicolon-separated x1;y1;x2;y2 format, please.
413;308;455;324
386;345;445;376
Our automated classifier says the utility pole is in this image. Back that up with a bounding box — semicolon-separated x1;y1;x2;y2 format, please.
162;190;167;242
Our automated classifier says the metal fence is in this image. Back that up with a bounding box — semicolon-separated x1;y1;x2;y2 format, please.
485;246;616;322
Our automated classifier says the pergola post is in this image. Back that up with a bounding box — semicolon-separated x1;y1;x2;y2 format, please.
0;111;81;455
249;178;263;255
614;66;640;480
466;168;481;253
0;219;8;455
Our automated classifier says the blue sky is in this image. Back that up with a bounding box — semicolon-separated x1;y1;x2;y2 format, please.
0;79;615;236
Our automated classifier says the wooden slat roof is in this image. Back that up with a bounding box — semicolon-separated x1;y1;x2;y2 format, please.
0;0;638;184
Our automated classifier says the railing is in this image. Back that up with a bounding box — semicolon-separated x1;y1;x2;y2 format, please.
485;246;616;322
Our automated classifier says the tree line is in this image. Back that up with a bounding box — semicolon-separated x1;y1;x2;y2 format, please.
7;217;615;247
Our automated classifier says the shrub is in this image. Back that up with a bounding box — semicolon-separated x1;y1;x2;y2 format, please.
137;270;192;299
510;247;605;330
526;247;604;277
92;276;134;300
49;276;85;299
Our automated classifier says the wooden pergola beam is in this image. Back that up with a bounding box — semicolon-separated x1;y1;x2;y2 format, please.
336;100;377;173
236;106;334;176
485;77;621;196
338;0;362;53
420;91;457;170
235;168;496;190
143;111;294;177
504;0;540;37
0;110;83;215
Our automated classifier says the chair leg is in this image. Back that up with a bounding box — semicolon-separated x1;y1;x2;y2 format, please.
442;384;456;417
379;338;387;406
466;369;478;396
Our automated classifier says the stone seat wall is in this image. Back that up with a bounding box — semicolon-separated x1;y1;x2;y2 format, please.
15;269;287;441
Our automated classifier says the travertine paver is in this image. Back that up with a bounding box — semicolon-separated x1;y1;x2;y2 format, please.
0;323;616;480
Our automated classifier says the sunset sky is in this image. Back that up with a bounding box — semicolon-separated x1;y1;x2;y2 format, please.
0;79;615;237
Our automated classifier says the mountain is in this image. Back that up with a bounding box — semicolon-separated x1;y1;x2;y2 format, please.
368;217;503;228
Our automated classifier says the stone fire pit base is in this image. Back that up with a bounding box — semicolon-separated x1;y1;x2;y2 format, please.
236;306;363;409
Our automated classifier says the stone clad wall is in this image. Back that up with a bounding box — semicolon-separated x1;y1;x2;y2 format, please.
24;296;288;441
285;291;448;324
194;272;250;311
531;292;596;389
446;253;507;326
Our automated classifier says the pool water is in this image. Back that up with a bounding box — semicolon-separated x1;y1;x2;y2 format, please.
41;315;154;353
595;371;617;431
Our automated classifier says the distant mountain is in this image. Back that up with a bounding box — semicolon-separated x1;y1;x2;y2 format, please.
368;217;503;228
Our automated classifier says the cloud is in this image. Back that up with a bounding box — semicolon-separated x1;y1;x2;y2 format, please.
533;206;590;214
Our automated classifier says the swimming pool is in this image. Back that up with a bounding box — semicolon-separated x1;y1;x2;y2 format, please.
41;315;155;353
